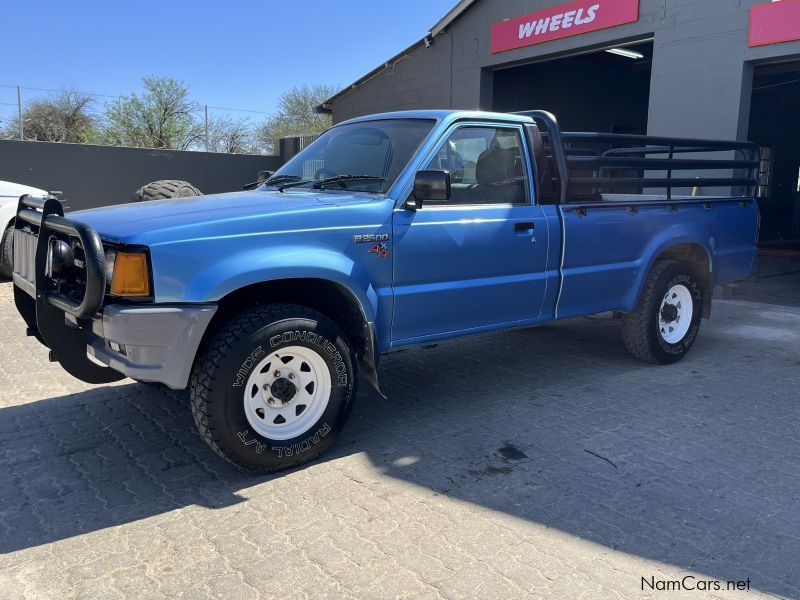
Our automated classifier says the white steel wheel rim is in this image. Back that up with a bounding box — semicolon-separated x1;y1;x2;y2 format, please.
659;284;693;344
243;345;332;441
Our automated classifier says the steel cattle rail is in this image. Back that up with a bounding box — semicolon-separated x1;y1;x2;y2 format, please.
514;110;762;205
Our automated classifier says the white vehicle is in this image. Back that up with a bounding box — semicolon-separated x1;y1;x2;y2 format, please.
1;180;48;278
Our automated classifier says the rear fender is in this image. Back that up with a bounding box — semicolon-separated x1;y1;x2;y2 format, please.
631;230;714;314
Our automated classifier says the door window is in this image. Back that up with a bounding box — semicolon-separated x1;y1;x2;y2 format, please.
425;126;530;205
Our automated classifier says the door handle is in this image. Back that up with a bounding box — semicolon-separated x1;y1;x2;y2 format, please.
514;221;535;234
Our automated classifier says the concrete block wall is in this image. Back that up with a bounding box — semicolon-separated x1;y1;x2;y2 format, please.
0;140;281;212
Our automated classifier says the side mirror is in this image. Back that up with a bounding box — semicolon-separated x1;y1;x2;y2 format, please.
408;170;450;209
257;170;274;184
243;170;276;191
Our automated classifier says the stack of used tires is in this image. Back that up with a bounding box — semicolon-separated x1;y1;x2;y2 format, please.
133;180;201;202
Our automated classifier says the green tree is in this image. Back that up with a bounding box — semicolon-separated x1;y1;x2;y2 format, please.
255;84;339;154
10;90;97;143
207;115;257;154
103;76;202;150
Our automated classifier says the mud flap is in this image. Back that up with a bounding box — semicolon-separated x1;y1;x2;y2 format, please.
360;321;386;399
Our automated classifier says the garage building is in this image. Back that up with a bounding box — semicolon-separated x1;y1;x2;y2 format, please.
319;0;800;246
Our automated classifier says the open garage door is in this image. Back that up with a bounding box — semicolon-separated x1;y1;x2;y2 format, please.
748;62;800;248
724;61;800;308
492;41;653;134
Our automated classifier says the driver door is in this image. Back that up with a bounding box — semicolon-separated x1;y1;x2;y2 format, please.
391;122;551;344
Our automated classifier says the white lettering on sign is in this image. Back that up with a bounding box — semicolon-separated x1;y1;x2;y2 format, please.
519;4;600;40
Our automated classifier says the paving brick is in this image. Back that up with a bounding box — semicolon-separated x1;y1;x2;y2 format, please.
0;281;796;598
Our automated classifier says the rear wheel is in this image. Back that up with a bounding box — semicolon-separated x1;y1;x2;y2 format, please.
622;260;704;364
134;180;201;202
189;304;356;473
0;225;14;279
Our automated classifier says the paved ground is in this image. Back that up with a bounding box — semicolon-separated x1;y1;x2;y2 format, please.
720;255;800;309
1;280;799;600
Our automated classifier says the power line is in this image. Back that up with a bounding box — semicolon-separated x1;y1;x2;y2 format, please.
206;105;274;115
0;83;277;116
11;85;118;98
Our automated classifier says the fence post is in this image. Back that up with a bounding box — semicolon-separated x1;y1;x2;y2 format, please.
204;105;209;151
17;85;23;141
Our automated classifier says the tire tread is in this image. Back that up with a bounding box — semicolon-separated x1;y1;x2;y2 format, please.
134;180;201;202
621;259;681;364
189;303;352;473
0;225;14;279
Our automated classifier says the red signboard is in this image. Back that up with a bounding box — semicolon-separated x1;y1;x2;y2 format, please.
491;0;640;54
749;0;800;48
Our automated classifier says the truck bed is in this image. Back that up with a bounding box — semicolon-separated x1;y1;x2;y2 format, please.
518;110;762;320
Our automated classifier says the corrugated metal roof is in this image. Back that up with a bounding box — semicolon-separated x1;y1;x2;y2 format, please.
316;0;479;113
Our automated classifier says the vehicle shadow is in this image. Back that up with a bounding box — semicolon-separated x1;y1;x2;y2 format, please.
1;308;798;598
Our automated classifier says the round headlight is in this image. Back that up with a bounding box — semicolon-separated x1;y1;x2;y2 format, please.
46;239;75;279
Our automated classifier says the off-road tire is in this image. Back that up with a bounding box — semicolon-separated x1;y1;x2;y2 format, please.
621;260;704;365
133;180;201;202
189;304;356;473
0;225;14;279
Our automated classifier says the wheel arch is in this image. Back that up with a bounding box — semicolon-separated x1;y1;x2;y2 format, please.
645;242;714;318
193;277;381;392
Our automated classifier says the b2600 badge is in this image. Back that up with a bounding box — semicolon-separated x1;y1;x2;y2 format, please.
354;233;390;259
353;233;390;244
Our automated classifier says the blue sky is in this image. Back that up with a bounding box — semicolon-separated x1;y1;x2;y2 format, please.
1;0;455;126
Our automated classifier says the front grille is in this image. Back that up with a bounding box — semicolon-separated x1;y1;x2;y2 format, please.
12;228;37;297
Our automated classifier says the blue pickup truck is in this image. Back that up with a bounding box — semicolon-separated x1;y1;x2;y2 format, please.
11;110;761;472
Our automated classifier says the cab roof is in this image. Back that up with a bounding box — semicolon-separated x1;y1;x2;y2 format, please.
335;110;534;128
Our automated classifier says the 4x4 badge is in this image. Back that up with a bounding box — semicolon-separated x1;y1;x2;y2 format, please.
368;242;389;259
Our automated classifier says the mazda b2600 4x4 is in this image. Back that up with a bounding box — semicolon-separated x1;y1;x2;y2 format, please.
11;110;761;472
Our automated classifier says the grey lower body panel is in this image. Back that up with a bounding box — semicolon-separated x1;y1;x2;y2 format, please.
88;304;217;389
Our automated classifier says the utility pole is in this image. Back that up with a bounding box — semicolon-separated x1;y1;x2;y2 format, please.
17;85;23;141
204;105;209;152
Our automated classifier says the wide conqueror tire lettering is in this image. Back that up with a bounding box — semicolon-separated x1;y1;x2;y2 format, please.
189;304;356;473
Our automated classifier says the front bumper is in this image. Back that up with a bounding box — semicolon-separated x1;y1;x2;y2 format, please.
88;304;217;389
12;194;216;389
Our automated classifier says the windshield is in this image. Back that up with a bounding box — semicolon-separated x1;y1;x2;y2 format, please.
265;119;435;194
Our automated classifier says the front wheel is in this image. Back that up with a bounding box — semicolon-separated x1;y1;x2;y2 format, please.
0;225;13;279
189;304;356;473
622;260;705;365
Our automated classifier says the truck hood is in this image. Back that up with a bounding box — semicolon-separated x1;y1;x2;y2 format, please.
72;189;375;245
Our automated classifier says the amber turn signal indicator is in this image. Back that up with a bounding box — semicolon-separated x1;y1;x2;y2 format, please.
110;252;150;296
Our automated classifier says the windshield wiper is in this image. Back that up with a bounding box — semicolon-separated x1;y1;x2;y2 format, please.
264;175;301;186
312;175;386;189
268;175;386;193
263;175;315;192
266;177;315;192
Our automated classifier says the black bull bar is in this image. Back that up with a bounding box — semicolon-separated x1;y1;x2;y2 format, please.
13;194;124;384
